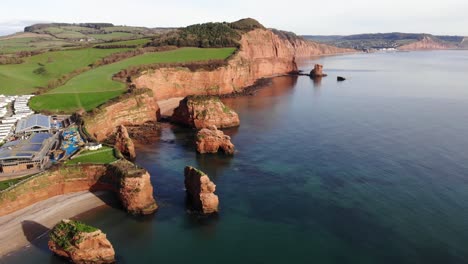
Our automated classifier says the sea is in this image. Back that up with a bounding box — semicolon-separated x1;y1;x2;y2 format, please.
3;50;468;264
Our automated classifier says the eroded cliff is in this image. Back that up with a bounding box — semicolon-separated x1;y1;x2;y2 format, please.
83;89;160;142
399;36;457;50
0;160;158;216
172;96;240;129
135;29;354;100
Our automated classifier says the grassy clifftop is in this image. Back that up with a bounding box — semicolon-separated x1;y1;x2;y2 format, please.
148;18;264;48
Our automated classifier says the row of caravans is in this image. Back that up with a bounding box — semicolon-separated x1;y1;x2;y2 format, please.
0;95;35;143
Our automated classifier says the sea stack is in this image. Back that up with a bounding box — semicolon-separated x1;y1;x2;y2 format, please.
114;125;136;160
184;166;219;214
310;64;327;78
172;96;240;129
196;125;235;154
48;219;115;264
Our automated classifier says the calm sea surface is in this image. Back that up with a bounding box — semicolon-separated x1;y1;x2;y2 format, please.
3;50;468;263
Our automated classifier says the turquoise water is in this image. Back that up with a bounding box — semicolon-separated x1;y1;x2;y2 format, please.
3;50;468;263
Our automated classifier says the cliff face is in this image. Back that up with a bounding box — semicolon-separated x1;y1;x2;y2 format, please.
135;29;354;100
172;96;240;129
84;90;160;142
0;160;158;217
399;36;457;50
48;219;115;264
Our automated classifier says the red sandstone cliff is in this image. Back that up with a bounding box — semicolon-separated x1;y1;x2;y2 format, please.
172;96;240;129
84;90;160;142
134;29;354;100
0;161;158;217
398;36;457;50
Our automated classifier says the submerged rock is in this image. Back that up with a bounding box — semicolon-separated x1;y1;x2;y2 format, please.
310;64;327;77
48;219;115;264
172;96;240;129
337;76;346;81
184;166;219;214
196;125;235;155
114;125;136;160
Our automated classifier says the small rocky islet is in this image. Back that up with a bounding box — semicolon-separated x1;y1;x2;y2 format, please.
48;219;115;264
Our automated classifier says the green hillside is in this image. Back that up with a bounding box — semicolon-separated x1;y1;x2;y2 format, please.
30;47;236;113
0;48;128;94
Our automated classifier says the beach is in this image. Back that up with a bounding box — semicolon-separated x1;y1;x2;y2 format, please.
0;191;114;257
157;97;184;118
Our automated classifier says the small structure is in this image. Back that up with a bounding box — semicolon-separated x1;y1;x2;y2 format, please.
15;114;52;135
85;143;103;151
0;133;56;174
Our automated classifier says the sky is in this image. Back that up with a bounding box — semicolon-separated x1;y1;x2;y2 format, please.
1;0;467;36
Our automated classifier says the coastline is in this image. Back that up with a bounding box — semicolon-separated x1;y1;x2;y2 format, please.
0;191;115;257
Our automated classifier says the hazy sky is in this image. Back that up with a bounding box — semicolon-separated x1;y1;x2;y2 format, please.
1;0;467;36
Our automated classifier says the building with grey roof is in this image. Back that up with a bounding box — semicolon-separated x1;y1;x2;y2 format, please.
0;133;56;174
15;114;52;135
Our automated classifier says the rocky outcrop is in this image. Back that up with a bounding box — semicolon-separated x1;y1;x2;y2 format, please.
399;36;457;50
0;160;158;216
83;89;160;142
114;125;136;160
196;125;235;154
184;166;219;214
113;161;158;215
172;96;240;129
48;219;115;264
310;64;327;77
135;29;354;100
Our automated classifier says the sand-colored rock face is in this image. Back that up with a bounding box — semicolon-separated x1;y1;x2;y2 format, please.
114;125;136;160
48;219;115;264
310;64;326;77
184;166;219;214
0;160;157;217
84;91;160;142
135;29;354;100
196;125;235;154
172;96;240;129
399;36;457;50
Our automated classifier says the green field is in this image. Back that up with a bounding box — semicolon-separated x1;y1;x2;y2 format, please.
89;32;135;41
97;38;152;46
65;146;118;165
0;36;73;54
30;47;236;113
0;175;33;191
0;48;128;95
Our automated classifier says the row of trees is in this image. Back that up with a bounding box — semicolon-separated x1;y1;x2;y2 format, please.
148;18;265;48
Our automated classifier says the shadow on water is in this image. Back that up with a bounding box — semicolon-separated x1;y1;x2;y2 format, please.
183;195;220;236
21;220;50;253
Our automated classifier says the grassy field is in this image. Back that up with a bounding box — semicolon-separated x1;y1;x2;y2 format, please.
0;48;128;95
65;146;117;165
0;175;33;191
89;32;135;41
97;38;152;46
0;36;73;54
30;47;236;113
